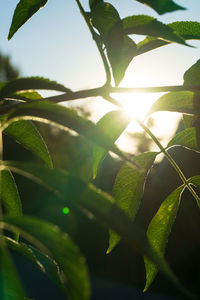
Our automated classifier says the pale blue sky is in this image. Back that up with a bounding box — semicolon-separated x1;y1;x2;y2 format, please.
1;1;200;90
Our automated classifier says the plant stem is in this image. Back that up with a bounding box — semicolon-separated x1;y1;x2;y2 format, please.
111;85;200;94
138;120;200;207
75;0;111;85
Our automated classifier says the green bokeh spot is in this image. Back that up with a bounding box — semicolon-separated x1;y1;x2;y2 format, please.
62;207;70;215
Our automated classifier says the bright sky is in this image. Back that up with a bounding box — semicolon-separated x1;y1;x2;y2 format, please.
1;0;200;153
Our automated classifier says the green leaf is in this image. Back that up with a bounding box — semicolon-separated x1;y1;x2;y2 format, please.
4;236;68;297
167;127;200;154
89;0;103;10
8;91;42;102
0;161;194;298
137;21;200;56
5;120;52;168
183;114;195;129
0;244;25;299
184;59;200;87
91;2;137;85
93;110;131;178
0;170;22;240
1;101;129;162
147;91;200;116
135;0;185;15
0;77;70;98
8;0;48;40
3;216;90;300
144;186;184;291
122;15;186;45
108;152;158;253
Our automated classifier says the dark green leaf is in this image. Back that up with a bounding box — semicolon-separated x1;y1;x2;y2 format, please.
0;160;193;297
5;120;52;168
147;91;200;116
91;2;137;85
93;110;131;178
89;0;103;10
4;236;68;297
3;216;90;300
108;152;158;253
0;244;25;299
1;101;129;162
184;59;200;86
0;169;22;240
136;0;185;15
137;21;200;56
122;15;186;45
183;114;195;129
144;186;184;291
167;127;200;154
8;0;48;40
0;77;70;98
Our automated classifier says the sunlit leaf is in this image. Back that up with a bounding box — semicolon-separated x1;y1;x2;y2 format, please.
0;245;25;299
167;127;200;153
8;91;42;102
3;216;90;300
135;0;185;15
137;21;200;56
0;169;22;240
0;77;70;98
184;59;200;86
8;0;48;40
122;15;186;45
93;110;131;178
4;120;52;168
0;101;130;162
4;236;68;297
91;2;137;85
108;152;158;253
144;186;184;291
0;160;193;297
147;91;200;116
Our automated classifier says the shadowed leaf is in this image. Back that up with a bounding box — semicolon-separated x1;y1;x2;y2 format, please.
135;0;185;15
184;59;200;86
8;0;48;40
144;186;184;291
108;152;158;253
4;120;52;168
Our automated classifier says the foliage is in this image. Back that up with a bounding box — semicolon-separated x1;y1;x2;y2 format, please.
1;0;200;299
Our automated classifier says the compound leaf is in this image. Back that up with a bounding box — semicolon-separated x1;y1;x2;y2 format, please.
144;186;184;291
3;216;90;300
108;152;158;253
8;0;48;40
5;120;52;168
93;110;131;178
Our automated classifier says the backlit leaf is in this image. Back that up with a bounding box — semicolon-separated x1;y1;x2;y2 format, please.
183;114;195;129
167;127;200;154
3;216;90;300
122;15;186;45
108;152;158;253
4;120;52;168
93;110;131;178
137;21;200;56
0;245;25;299
0;160;193;297
144;186;184;291
0;77;70;98
147;91;200;116
184;59;200;87
135;0;185;15
8;0;48;40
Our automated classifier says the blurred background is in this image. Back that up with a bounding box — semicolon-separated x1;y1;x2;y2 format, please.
1;1;200;299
